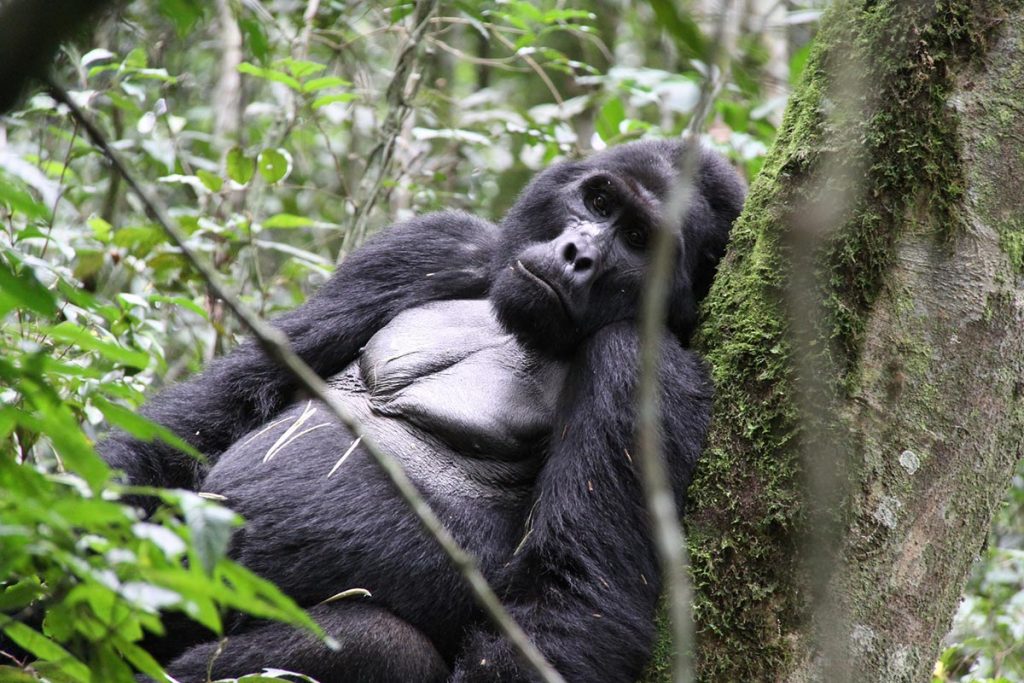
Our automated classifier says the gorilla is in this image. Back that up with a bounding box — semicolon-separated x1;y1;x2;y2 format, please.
100;139;745;682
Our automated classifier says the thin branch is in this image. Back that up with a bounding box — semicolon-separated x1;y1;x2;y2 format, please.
296;0;321;60
40;119;79;261
635;3;738;682
46;78;566;683
214;0;244;148
340;0;439;257
426;36;531;71
429;16;527;33
490;30;565;106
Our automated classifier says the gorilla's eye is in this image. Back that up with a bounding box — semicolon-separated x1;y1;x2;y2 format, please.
623;227;648;250
586;190;613;218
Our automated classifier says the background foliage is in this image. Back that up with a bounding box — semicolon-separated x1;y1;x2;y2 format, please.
0;0;1018;681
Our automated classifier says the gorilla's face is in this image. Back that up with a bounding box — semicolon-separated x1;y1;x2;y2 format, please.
490;166;665;357
490;140;744;358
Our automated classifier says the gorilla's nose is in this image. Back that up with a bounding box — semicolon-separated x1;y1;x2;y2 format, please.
560;240;597;273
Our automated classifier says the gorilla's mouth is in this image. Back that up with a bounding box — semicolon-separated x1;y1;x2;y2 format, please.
515;260;572;321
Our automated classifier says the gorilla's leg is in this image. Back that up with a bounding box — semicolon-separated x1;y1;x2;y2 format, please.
159;602;449;683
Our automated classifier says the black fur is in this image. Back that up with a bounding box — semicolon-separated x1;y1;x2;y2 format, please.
101;140;745;683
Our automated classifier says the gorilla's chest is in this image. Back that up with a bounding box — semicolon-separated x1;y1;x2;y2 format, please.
201;300;567;619
341;298;566;457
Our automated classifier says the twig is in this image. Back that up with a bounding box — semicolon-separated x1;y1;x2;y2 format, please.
635;2;738;682
45;77;566;683
491;30;565;106
429;15;527;35
426;36;531;71
296;0;321;60
40;119;78;261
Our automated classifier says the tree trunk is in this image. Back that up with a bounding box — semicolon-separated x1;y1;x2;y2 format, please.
648;1;1024;681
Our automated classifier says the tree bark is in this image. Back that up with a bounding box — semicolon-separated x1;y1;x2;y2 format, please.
647;1;1024;681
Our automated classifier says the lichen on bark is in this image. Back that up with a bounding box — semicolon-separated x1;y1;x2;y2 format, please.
642;1;1024;681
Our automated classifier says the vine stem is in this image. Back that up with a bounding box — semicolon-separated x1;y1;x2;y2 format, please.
634;2;739;682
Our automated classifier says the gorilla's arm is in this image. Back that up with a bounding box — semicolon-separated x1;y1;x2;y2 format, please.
452;323;712;683
100;211;497;496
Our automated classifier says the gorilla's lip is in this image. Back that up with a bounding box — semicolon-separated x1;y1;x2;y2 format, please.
515;260;573;321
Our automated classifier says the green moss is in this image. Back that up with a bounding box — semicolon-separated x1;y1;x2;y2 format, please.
999;220;1024;272
638;1;1022;681
641;603;677;681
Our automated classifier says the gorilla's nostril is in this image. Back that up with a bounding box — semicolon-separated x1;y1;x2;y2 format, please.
562;242;578;263
575;256;593;272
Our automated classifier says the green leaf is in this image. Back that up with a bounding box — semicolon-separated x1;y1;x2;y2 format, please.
239;17;270;64
238;62;302;91
252;239;332;268
148;294;209;320
502;1;543;24
226;147;255;185
0;666;38;682
257;149;291;184
196;169;223;193
646;0;706;60
158;0;206;36
718;100;749;131
595;97;626;142
1;622;90;682
106;90;143;115
88;216;113;243
279;59;327;80
263;214;314;229
389;3;416;23
789;42;813;87
47;322;150;370
92;396;202;460
15;406;110;488
123;47;150;70
181;494;240;575
131;565;223;632
215;561;321;634
302;76;352;93
541;8;594;23
0;256;57;316
311;93;357;109
112;224;165;254
0;173;50;220
110;635;166;680
0;577;44;611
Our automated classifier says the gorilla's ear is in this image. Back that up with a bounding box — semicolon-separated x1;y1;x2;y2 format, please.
687;149;746;302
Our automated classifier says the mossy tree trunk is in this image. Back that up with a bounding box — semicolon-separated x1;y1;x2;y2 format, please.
648;1;1024;681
